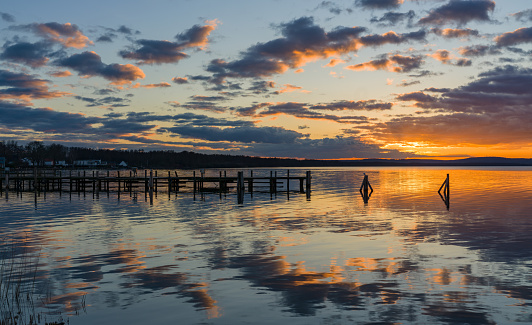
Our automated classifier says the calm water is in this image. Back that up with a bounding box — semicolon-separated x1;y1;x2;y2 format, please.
1;167;532;324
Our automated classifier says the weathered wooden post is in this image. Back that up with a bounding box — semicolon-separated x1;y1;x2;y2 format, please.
149;169;154;204
237;171;244;204
438;174;450;210
359;173;373;204
175;171;180;192
306;171;311;200
286;169;290;192
193;171;197;195
155;170;158;193
248;170;253;194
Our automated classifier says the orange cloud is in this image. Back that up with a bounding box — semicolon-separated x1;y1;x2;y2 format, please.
346;54;423;73
276;84;310;94
324;59;345;67
132;82;171;89
49;70;72;78
428;49;471;66
36;22;93;48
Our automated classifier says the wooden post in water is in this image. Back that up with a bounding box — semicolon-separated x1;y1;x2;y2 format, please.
248;170;253;194
237;171;244;204
193;171;197;195
306;171;311;200
438;174;450;210
359;173;373;204
149;169;154;204
175;171;180;192
286;170;290;192
155;170;158;193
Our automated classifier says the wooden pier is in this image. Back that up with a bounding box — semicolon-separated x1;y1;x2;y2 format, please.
0;169;312;201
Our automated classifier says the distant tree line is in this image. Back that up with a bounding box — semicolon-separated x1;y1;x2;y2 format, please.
0;140;320;169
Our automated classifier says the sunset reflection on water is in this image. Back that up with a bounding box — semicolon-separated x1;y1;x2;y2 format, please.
1;167;531;324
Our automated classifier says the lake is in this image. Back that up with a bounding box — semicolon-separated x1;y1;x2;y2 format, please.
1;167;532;324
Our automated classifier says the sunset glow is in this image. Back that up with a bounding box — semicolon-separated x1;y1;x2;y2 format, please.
1;1;531;159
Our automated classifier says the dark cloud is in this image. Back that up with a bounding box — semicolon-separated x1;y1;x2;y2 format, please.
494;27;532;46
119;39;188;65
0;12;15;22
397;80;421;87
431;28;479;38
55;51;145;84
13;22;92;48
0;41;51;67
370;10;416;26
511;9;532;22
119;21;217;65
247;80;276;94
356;0;404;10
0;69;70;103
346;54;424;73
74;95;131;108
418;0;495;26
0;100;99;133
172;77;188;84
96;34;114;43
359;30;426;47
164;125;306;144
458;45;501;57
117;25;136;35
316;1;346;15
234;100;386;124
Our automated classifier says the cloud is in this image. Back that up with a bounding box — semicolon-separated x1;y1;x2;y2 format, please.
378;66;532;146
49;70;72;77
494;27;532;46
370;10;416;26
171;95;228;113
132;82;171;89
239;136;415;159
0;100;99;133
172;77;188;84
207;17;426;82
15;22;93;48
510;9;532;22
355;0;404;10
0;69;70;104
247;80;276;94
74;95;131;108
428;50;472;66
55;51;145;84
274;84;310;94
234;100;390;124
164;125;306;144
119;21;217;65
0;12;15;23
418;0;495;26
458;45;501;57
346;54;424;73
431;28;479;38
316;1;348;15
175;19;218;50
0;41;51;67
397;80;421;87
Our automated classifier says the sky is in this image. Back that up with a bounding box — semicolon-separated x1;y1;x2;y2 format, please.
1;0;532;159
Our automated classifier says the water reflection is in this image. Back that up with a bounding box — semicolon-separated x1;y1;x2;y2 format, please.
1;167;532;324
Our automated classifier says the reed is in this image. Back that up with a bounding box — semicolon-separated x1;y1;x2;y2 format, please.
0;239;65;325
